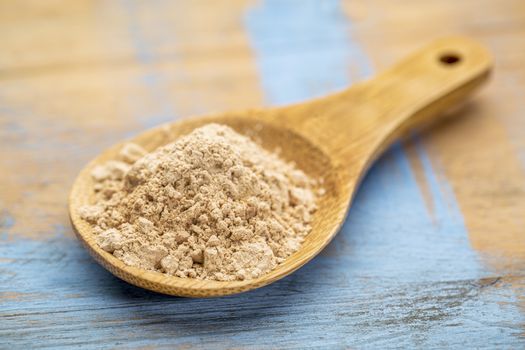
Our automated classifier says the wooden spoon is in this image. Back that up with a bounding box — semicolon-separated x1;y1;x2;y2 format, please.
69;37;492;297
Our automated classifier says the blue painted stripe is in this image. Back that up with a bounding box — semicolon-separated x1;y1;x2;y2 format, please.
413;135;468;233
0;210;15;240
245;0;372;105
120;0;175;128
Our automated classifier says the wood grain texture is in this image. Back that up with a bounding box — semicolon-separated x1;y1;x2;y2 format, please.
1;0;525;348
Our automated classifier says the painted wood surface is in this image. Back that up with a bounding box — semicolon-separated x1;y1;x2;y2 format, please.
1;0;524;348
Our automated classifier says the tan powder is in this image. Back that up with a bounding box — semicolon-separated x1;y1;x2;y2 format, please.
79;124;319;281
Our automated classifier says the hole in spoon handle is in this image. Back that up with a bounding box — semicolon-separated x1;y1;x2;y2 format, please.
438;52;462;65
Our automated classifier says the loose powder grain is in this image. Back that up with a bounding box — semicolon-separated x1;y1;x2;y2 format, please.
79;124;320;281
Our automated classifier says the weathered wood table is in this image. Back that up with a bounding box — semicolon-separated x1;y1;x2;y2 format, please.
1;1;524;348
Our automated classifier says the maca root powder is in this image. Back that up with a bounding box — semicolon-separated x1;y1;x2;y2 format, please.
79;124;320;281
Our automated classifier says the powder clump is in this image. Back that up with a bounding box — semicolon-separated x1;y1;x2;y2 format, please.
80;123;319;281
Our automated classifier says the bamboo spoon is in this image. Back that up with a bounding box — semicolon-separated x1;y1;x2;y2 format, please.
69;37;492;297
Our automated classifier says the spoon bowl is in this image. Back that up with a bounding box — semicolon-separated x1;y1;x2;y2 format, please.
70;37;492;297
70;116;349;297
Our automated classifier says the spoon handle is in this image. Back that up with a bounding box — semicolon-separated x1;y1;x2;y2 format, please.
282;36;493;168
355;36;492;159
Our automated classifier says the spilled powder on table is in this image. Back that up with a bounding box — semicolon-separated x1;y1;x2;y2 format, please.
79;124;320;281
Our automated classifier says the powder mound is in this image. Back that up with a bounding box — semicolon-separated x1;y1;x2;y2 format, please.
80;123;320;281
